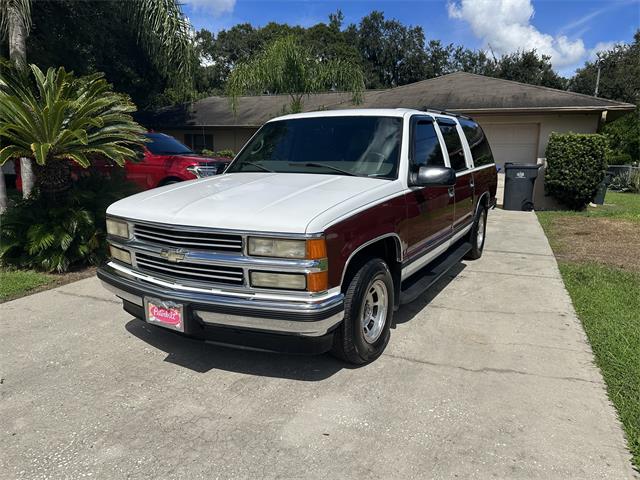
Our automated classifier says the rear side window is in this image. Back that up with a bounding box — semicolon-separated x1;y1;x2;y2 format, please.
437;120;467;172
459;118;495;167
411;120;445;170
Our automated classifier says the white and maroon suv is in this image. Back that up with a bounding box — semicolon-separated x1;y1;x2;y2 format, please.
98;109;497;364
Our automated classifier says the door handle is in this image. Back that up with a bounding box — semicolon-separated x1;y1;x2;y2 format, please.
469;180;475;188
448;186;455;198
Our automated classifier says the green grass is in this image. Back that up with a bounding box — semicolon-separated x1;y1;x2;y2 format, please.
559;262;640;468
0;269;55;302
537;191;640;226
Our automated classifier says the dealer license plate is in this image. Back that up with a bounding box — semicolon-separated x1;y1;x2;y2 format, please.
145;297;184;332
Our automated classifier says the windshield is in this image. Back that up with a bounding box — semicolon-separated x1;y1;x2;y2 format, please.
144;133;193;155
226;116;402;179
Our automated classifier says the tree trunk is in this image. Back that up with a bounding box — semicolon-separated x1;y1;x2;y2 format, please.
0;168;8;214
8;4;35;198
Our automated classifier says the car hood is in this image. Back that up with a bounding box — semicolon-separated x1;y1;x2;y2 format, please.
107;172;404;233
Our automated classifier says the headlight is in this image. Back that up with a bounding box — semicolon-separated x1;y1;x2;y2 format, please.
109;245;132;264
106;218;129;238
250;272;306;290
187;163;224;178
248;237;307;258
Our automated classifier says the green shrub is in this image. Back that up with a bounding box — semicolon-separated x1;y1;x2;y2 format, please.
200;149;234;158
0;172;138;272
631;171;640;194
215;149;235;159
607;153;632;165
545;132;609;210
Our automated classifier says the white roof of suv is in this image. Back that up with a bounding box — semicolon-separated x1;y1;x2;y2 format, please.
269;108;460;123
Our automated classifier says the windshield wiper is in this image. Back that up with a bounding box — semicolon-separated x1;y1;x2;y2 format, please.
292;162;357;177
242;161;274;173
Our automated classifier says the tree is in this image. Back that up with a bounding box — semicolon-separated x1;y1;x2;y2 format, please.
1;0;35;206
350;11;427;88
0;65;145;193
493;50;566;90
0;0;194;208
570;31;639;105
226;35;365;113
570;31;639;162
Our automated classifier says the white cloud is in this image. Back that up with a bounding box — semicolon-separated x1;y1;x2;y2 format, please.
447;0;586;68
589;41;621;61
183;0;236;17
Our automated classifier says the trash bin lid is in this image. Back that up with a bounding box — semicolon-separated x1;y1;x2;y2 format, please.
504;162;541;170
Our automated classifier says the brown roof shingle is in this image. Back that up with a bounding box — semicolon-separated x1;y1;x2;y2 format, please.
139;72;635;128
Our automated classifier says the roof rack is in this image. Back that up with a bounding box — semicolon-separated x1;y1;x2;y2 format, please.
422;107;471;120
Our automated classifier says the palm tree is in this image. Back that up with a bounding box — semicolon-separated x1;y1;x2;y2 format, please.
0;0;194;210
0;65;146;193
226;35;365;114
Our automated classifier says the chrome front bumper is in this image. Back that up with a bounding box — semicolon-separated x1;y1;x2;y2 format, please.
97;263;344;337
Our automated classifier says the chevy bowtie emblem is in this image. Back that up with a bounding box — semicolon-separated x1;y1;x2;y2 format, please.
160;248;186;263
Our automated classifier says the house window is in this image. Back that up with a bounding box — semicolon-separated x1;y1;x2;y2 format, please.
184;133;214;152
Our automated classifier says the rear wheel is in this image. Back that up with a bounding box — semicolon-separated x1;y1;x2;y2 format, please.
465;205;487;260
331;258;394;365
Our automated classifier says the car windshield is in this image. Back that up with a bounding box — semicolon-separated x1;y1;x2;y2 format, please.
226;116;403;179
144;133;193;155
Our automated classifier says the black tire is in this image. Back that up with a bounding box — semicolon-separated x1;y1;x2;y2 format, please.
331;258;394;365
465;204;488;260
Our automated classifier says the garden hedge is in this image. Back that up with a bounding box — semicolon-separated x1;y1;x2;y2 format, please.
545;132;609;210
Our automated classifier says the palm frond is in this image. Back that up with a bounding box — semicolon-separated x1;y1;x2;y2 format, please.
226;35;365;113
124;0;195;86
0;63;146;169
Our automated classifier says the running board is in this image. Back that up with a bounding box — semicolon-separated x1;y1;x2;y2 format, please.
399;241;472;305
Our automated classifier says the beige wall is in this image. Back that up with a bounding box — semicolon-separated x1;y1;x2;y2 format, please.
471;112;601;210
158;127;258;154
472;112;600;158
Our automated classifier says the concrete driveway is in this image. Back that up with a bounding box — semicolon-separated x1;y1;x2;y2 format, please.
0;210;635;479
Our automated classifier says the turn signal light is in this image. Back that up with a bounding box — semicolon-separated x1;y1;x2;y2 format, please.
306;271;329;292
306;238;327;260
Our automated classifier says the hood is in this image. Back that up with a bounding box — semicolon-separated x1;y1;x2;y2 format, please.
107;172;403;233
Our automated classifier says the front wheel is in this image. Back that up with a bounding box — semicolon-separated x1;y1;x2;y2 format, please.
465;205;488;260
331;258;394;365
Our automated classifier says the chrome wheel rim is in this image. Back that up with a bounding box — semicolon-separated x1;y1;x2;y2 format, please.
477;210;486;247
361;279;388;344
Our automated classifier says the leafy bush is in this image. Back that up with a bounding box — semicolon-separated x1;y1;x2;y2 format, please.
215;149;235;159
607;153;632;165
609;169;640;193
0;173;138;272
201;149;235;159
545;132;609;210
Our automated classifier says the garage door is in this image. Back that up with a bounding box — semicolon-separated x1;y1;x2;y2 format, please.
479;123;540;169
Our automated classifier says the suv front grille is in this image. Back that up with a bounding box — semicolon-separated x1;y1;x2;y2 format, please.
132;223;242;253
135;252;244;286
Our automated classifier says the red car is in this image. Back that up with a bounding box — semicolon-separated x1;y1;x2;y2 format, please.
16;133;231;191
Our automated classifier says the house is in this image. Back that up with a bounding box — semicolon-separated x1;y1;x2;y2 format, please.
137;72;636;208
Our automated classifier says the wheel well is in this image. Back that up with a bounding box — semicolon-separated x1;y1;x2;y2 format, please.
341;237;402;308
159;176;182;186
476;192;490;214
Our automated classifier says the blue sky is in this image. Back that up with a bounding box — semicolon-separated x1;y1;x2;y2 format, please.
182;0;640;76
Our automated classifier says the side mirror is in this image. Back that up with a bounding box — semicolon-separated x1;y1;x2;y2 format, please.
413;166;457;187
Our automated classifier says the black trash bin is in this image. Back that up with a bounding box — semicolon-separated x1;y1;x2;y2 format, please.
503;163;541;211
593;173;612;205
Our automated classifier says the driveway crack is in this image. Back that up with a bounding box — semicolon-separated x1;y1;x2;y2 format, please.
382;352;600;385
55;290;121;305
